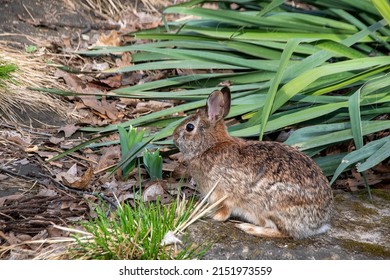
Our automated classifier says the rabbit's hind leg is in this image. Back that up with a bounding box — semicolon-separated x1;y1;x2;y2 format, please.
235;223;287;238
212;204;231;222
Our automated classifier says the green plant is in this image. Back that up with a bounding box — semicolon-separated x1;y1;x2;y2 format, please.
72;194;207;260
25;45;37;53
118;125;145;180
0;61;17;88
37;0;390;190
143;148;163;180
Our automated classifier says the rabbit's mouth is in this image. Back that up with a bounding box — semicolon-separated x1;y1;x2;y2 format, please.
174;136;186;154
172;131;181;148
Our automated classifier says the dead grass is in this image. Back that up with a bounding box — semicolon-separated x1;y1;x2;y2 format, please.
0;43;72;123
79;0;173;20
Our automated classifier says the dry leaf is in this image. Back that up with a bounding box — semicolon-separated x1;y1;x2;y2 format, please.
100;74;122;88
47;226;68;238
80;95;120;121
136;100;173;112
37;150;57;161
96;146;120;171
91;62;110;71
24;145;38;153
121;72;143;86
37;188;57;197
142;181;165;202
116;52;132;67
55;70;84;92
118;98;138;107
95;30;121;47
55;70;103;95
68;163;78;177
49;136;65;144
118;192;135;202
61;167;93;190
6;136;29;147
58;124;79;138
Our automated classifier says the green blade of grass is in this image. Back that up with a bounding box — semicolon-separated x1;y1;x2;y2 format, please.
315;40;366;59
48;135;106;162
164;6;357;32
104;59;248;73
348;88;364;149
289;120;390;151
110;139;153;177
230;101;348;137
372;0;390;25
272;56;390;113
314;153;348;177
257;0;285;16
330;136;390;184
357;136;390;172
258;38;301;140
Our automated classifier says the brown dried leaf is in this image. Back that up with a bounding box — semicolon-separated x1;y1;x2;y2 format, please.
24;145;38;153
121;72;143;86
142;181;166;202
373;163;390;173
62;167;93;190
136;100;173;112
56;163;78;184
49;136;65;144
95;30;121;47
100;74;122;88
116;52;132;68
68;163;78;177
5;135;30;147
118;98;138;107
37;150;58;161
58;124;80;138
37;188;57;197
96;146;120;172
47;226;69;238
132;106;152;115
91;62;110;71
80;96;120;121
55;70;84;92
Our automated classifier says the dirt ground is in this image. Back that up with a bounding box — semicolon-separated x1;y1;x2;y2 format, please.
0;0;389;260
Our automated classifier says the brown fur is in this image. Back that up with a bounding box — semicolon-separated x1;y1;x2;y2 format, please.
173;87;333;239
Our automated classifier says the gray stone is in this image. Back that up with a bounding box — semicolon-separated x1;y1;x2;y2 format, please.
185;190;390;259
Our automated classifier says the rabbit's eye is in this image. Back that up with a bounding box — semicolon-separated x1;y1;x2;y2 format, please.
186;123;195;132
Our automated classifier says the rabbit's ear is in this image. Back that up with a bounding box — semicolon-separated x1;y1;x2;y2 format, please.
207;90;224;123
220;86;231;117
207;87;231;122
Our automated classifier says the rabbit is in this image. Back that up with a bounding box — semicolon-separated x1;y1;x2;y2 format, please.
173;87;333;239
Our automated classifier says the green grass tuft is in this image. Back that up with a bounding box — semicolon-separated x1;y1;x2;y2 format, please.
71;193;207;260
0;61;17;88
